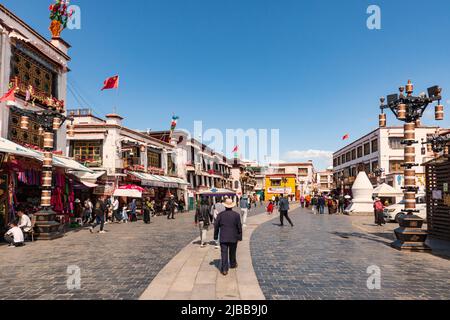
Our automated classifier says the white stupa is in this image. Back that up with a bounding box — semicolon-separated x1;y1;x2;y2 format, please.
345;171;374;216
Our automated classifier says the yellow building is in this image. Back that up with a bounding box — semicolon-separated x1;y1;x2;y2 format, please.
264;174;297;200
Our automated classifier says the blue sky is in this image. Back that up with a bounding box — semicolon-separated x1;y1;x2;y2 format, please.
3;0;450;169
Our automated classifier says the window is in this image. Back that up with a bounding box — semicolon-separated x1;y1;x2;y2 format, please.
9;111;45;149
357;146;363;158
167;154;176;175
389;137;404;150
147;151;161;168
271;179;282;186
73;141;102;167
298;168;308;176
346;152;351;162
371;139;378;153
389;161;404;173
363;143;370;156
337;157;341;166
364;163;370;174
341;155;346;164
372;161;379;172
351;149;356;160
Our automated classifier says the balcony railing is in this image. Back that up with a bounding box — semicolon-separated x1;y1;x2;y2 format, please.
75;155;103;168
10;76;65;111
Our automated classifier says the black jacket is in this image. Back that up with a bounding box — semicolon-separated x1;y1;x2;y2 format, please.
195;204;212;226
279;198;290;211
214;209;242;243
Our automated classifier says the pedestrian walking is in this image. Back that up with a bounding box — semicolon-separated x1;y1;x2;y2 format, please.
129;199;138;222
300;195;305;208
121;204;129;223
239;195;249;227
112;197;121;222
374;198;386;226
278;194;294;227
212;198;227;249
318;195;326;215
275;195;280;207
90;198;106;234
267;200;274;215
83;198;93;225
167;195;177;220
214;198;242;276
143;198;152;224
195;197;212;248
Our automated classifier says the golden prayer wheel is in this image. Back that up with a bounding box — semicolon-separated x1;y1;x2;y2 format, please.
379;114;386;127
404;146;415;163
405;81;414;94
404;170;416;188
67;123;75;138
20;116;29;130
435;104;444;121
404;123;415;141
43;152;53;168
43;132;54;149
404;192;416;210
42;171;52;187
397;104;407;120
53;117;62;131
41;190;52;207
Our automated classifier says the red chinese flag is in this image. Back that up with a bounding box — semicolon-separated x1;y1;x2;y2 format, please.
101;75;119;91
0;87;16;103
342;134;350;141
232;146;239;153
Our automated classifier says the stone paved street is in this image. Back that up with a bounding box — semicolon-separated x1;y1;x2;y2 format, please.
251;207;450;300
0;212;198;300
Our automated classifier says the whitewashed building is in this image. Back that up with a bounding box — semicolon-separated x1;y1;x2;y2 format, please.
332;126;444;194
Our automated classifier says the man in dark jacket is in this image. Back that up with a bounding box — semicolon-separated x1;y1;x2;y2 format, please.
279;194;294;227
214;198;242;276
195;197;212;247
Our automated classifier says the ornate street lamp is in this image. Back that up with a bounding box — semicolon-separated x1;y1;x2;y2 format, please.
378;80;443;251
11;106;75;239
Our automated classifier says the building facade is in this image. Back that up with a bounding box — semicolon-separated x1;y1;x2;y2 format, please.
68;110;188;203
267;162;316;199
333;126;443;194
148;130;234;210
316;169;334;194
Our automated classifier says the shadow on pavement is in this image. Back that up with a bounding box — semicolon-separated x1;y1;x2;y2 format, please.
331;231;392;248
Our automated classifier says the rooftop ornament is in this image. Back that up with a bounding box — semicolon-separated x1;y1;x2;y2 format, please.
49;0;74;38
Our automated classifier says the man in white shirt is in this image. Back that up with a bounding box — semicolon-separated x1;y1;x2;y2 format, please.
112;197;120;222
17;210;32;233
5;222;24;247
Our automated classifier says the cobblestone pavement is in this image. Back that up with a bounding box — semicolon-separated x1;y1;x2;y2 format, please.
251;208;450;300
0;212;198;300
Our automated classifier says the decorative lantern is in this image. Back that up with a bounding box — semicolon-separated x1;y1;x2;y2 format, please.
397;104;407;120
435;104;444;121
43;132;54;149
67;123;75;138
379;113;386;128
53;117;62;131
20;116;29;130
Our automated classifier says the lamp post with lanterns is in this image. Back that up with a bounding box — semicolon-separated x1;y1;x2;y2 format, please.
378;80;443;251
11;106;75;239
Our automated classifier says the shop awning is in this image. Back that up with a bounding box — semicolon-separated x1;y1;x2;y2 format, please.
198;188;236;197
0;137;93;173
0;137;42;158
71;171;106;183
129;172;189;188
113;185;144;198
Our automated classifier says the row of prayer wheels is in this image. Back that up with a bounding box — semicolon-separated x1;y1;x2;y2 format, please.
19;115;75;137
379;105;444;127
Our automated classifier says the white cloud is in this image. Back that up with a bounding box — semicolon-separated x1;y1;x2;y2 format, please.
284;149;333;160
